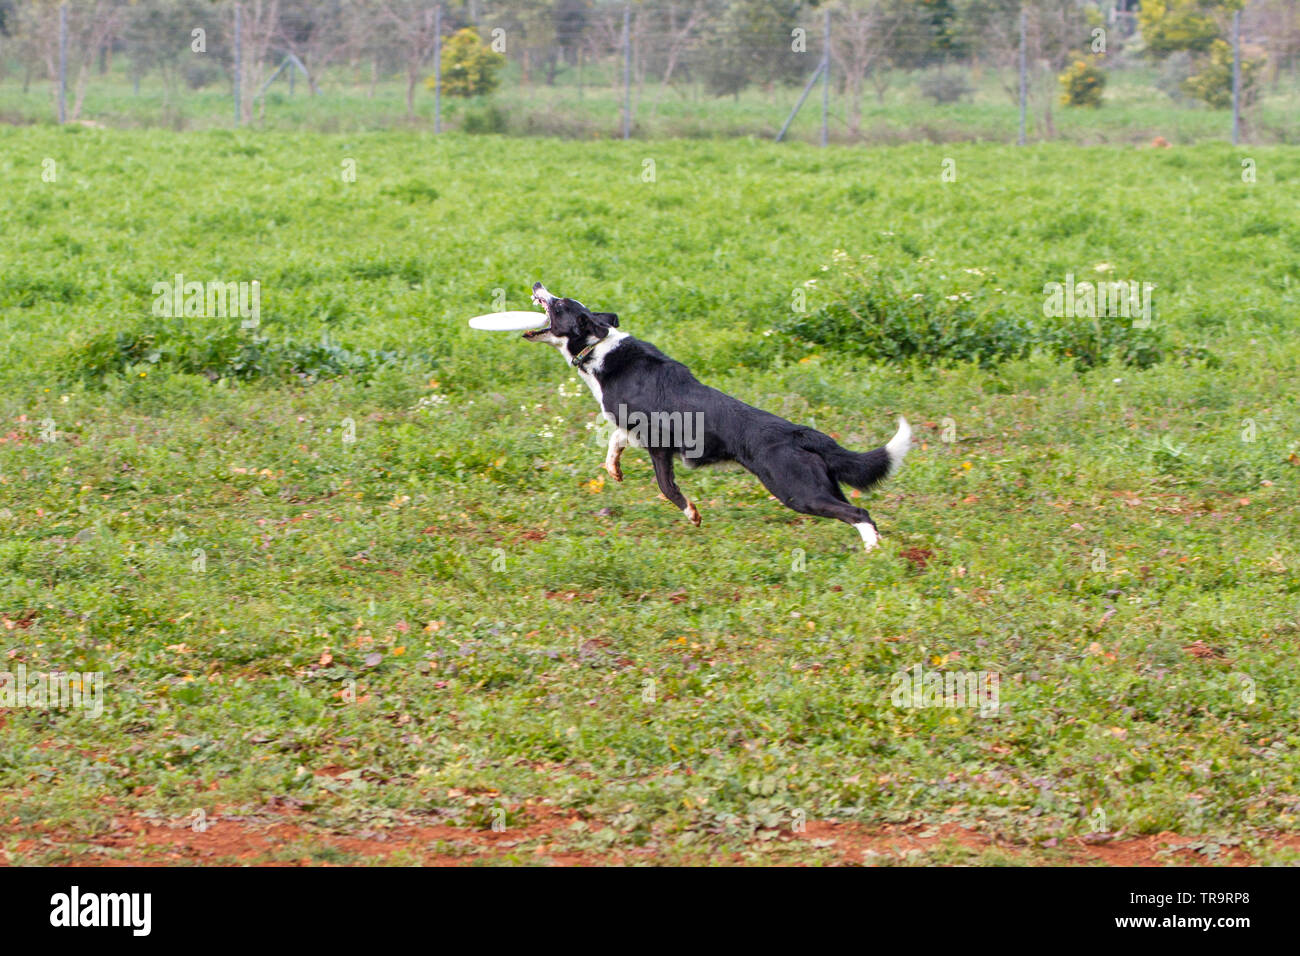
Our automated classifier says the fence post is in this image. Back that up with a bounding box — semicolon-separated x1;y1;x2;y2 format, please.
57;3;67;124
820;6;830;147
1231;9;1241;145
622;4;631;139
433;4;442;133
1017;7;1027;146
775;61;824;142
233;3;242;126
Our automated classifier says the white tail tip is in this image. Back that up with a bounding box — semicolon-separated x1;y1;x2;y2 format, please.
885;416;912;475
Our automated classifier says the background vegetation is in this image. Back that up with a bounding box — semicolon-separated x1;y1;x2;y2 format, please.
1;0;1298;143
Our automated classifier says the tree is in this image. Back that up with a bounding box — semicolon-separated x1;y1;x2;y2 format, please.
1254;0;1300;87
275;0;356;96
916;0;966;62
1139;0;1224;56
11;0;127;122
642;0;707;117
487;0;557;87
430;25;504;96
961;0;1091;138
379;1;444;118
704;0;803;99
230;0;282;124
831;0;920;133
554;0;588;68
123;0;219;106
1137;0;1265;124
1182;37;1265;106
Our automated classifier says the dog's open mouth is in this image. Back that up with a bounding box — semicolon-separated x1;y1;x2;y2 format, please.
524;282;554;338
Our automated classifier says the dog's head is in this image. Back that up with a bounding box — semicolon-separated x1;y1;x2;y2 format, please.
523;282;619;354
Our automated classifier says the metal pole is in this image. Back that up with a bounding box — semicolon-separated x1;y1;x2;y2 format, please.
1017;7;1027;146
433;4;442;133
234;3;243;126
820;6;830;147
257;57;292;97
57;3;67;124
622;4;631;139
1231;9;1241;145
776;61;824;142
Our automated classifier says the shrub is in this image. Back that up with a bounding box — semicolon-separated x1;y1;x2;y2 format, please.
430;28;505;98
60;317;426;385
1182;39;1265;109
381;181;440;203
918;72;971;104
461;103;508;134
183;60;223;90
1059;59;1106;108
773;251;1166;371
1139;0;1220;56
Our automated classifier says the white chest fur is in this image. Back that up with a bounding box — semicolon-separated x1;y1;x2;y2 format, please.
557;330;626;421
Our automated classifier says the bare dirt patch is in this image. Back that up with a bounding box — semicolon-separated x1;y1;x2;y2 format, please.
788;820;1299;866
3;806;650;867
8;811;1298;866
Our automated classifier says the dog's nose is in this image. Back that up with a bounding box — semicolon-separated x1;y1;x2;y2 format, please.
532;282;555;305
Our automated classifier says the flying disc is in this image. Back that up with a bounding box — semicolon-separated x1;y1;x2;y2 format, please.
467;311;549;331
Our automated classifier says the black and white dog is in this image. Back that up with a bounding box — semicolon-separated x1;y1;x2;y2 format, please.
523;283;911;551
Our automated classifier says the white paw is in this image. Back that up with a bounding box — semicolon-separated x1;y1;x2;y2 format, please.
855;522;880;552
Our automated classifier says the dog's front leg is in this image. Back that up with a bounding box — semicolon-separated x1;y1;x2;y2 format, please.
604;428;628;482
649;448;700;527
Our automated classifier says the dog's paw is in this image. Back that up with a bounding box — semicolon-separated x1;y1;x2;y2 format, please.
603;460;623;482
685;503;701;527
856;522;881;552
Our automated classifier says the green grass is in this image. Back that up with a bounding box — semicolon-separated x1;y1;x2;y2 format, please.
1;126;1298;864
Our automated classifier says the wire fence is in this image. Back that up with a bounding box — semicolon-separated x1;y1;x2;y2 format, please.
1;1;1296;145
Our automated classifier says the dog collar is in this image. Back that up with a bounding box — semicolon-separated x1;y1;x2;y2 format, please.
571;341;598;369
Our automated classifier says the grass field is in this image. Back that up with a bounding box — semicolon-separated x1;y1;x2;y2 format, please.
1;126;1298;865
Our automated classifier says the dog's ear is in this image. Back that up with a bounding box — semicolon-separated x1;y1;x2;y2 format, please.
580;310;619;340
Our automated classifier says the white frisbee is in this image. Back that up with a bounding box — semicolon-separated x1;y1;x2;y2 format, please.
467;310;549;332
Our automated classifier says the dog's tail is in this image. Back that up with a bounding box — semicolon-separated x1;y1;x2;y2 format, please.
813;416;912;492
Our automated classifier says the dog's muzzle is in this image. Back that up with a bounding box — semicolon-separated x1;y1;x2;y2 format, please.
525;282;555;338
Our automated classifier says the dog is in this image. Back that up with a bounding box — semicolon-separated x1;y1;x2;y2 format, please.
523;283;911;551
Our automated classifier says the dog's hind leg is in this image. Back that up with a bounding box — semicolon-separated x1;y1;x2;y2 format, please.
649;448;701;526
752;451;882;551
796;495;881;551
604;427;628;482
